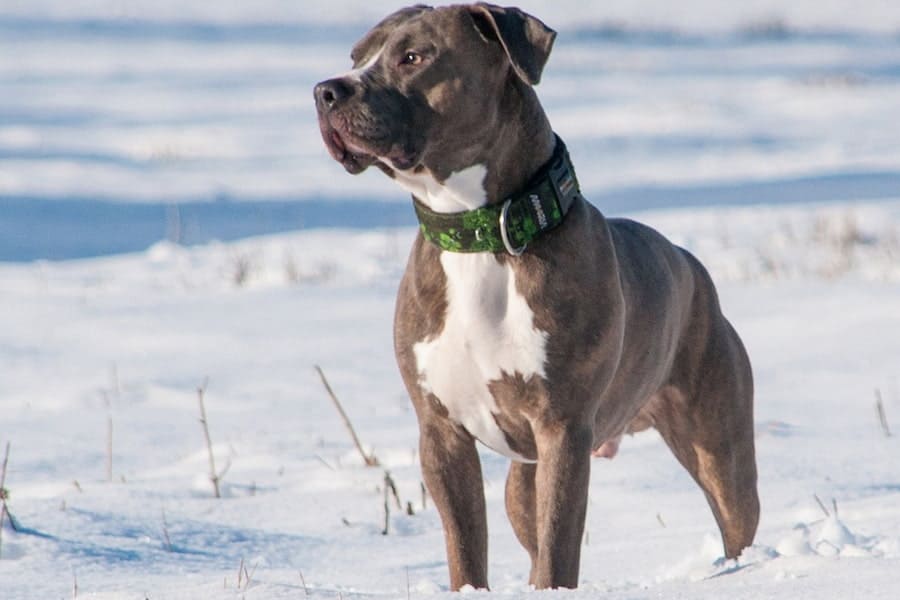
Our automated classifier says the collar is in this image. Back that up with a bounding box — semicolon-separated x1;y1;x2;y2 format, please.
412;134;582;255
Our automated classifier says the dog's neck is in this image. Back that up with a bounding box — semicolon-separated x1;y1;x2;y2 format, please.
393;79;555;214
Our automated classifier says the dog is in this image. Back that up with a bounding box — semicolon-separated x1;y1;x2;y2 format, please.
314;3;759;590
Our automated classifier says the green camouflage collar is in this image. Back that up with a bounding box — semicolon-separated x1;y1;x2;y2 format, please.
412;135;582;255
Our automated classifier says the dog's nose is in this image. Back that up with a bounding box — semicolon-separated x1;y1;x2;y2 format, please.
314;78;354;112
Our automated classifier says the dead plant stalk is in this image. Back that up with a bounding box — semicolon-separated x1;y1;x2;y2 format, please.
161;508;173;552
314;365;379;467
0;441;10;558
298;569;310;596
875;389;892;437
197;379;222;498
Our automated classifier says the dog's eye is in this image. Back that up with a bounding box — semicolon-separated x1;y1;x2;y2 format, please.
400;51;423;66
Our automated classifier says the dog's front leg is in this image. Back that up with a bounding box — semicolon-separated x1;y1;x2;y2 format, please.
532;421;592;589
419;419;489;591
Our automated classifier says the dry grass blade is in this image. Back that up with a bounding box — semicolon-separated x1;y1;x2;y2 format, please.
875;389;892;437
244;561;258;589
298;569;310;596
384;471;402;511
0;442;10;503
0;442;7;559
382;485;391;536
161;509;173;552
0;441;20;559
197;378;221;498
314;365;379;467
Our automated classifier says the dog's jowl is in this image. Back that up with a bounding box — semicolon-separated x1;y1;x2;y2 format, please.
314;3;759;591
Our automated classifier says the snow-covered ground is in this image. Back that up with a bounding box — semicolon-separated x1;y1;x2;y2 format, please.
2;202;900;599
2;1;900;599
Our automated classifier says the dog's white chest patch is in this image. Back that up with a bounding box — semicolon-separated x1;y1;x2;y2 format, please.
397;165;547;461
392;164;488;212
413;248;547;462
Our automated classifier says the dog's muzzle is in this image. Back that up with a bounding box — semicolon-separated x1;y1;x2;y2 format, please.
314;77;378;174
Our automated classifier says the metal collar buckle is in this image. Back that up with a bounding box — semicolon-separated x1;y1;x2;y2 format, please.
499;198;526;256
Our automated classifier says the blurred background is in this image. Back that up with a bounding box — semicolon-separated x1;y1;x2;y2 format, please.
2;0;899;260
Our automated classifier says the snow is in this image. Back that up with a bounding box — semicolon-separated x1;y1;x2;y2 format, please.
2;1;900;599
2;1;899;32
2;1;900;208
3;203;900;599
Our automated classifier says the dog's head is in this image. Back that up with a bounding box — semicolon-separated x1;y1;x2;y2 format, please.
313;3;556;179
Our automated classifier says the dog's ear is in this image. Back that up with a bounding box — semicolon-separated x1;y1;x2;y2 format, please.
468;3;557;85
351;5;433;67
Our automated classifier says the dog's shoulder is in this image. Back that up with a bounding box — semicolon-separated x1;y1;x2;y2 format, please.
605;216;696;298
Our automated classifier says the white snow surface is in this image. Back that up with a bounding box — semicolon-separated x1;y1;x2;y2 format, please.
2;1;900;203
3;0;900;32
2;201;900;599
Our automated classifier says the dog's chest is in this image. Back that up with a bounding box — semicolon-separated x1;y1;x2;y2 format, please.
413;252;547;461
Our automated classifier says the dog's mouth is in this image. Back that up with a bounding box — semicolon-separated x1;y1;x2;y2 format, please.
318;114;422;175
318;118;376;175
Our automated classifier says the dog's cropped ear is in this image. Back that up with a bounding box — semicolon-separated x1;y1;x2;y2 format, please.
351;5;433;67
468;3;557;85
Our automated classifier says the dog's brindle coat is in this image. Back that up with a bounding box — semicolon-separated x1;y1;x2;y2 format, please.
315;3;759;590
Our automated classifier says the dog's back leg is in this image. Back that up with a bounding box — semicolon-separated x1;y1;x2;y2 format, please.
653;318;759;559
505;462;538;584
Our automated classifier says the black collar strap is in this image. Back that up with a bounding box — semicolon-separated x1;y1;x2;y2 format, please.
412;134;582;255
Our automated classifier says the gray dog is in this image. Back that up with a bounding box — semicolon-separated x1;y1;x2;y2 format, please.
314;3;759;590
